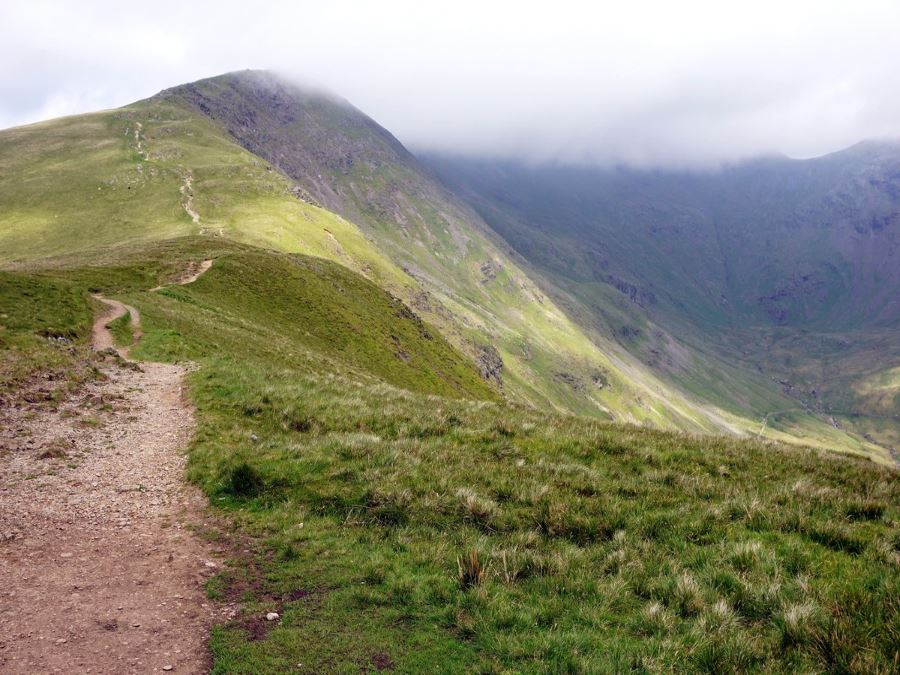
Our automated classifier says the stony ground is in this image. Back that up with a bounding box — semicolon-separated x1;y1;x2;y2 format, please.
0;285;225;673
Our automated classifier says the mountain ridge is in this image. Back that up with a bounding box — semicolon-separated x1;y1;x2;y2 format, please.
155;70;773;435
0;68;890;460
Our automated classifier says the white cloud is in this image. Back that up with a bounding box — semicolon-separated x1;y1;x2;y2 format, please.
2;0;900;165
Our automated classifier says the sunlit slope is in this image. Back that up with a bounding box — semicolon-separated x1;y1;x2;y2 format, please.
135;243;498;401
0;99;407;292
156;70;769;435
0;235;494;406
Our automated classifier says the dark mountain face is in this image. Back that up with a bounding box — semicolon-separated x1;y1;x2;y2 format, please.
158;70;420;228
425;149;900;331
424;150;900;456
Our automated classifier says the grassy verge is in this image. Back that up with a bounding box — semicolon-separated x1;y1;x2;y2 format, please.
4;240;898;672
107;310;134;348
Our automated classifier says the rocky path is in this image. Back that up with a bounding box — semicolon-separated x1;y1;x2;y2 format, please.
0;265;223;673
90;297;142;357
180;172;200;225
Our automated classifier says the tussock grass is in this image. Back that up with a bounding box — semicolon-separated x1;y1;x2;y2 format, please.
2;239;898;672
175;357;897;671
457;550;487;589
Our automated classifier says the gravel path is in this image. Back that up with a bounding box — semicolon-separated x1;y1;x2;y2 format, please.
0;277;223;673
90;297;142;357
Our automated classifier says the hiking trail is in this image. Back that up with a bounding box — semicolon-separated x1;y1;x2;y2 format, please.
0;260;224;673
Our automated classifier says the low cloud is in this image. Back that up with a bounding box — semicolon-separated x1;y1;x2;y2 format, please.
4;0;900;166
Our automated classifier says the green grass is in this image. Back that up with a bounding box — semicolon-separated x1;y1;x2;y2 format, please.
165;353;900;673
0;270;94;396
107;310;134;348
2;239;897;671
136;247;494;401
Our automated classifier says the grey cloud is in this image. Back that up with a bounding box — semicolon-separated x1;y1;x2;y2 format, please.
3;0;900;167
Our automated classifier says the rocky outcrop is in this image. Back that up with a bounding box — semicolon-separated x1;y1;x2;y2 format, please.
480;260;502;283
472;343;503;385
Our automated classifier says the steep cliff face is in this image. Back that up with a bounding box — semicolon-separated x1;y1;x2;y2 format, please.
158;70;418;226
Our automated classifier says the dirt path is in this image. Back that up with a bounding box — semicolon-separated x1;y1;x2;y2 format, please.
180;172;200;225
90;296;142;357
150;260;213;293
0;266;225;673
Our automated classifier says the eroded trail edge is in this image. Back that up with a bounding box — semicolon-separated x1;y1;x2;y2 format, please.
0;263;223;673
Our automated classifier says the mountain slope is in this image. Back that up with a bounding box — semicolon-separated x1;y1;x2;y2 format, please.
0;69;887;457
424;153;900;461
1;237;897;673
154;70;840;440
0;96;408;290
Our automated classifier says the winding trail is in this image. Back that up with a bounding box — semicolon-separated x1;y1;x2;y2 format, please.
150;260;213;293
0;260;223;673
180;172;200;225
90;297;142;357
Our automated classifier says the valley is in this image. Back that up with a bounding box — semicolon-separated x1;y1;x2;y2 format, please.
425;152;900;462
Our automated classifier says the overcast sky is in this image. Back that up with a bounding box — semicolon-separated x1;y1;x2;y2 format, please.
3;1;900;166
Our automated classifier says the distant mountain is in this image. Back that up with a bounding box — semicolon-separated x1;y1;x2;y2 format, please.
424;149;900;458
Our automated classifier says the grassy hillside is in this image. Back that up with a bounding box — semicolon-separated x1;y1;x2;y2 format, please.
426;154;900;462
135;244;495;400
2;238;492;401
0;77;749;441
2;239;897;672
0;96;412;292
157;71;775;437
4;71;890;457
